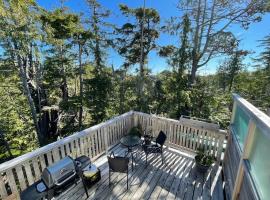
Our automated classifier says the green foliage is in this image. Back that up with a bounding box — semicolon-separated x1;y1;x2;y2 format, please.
195;147;215;166
128;124;143;137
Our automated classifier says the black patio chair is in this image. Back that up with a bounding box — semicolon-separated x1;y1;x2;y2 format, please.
143;131;167;165
107;151;129;189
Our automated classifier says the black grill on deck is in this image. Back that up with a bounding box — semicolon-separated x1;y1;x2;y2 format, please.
41;156;77;190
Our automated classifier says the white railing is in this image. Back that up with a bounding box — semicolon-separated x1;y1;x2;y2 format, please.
133;111;226;162
0;111;134;200
0;111;227;200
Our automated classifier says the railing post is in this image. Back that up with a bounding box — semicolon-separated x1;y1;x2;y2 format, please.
232;120;256;200
217;130;226;164
104;127;109;155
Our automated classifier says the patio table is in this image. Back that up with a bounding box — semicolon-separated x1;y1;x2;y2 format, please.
120;135;142;170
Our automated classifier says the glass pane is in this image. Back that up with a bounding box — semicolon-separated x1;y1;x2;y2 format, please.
249;127;270;200
232;105;250;149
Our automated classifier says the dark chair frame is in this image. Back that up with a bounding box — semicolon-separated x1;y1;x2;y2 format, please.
107;151;129;189
143;131;167;165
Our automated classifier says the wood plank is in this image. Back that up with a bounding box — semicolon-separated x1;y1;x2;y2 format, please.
212;168;224;200
142;153;179;200
65;143;72;156
166;157;190;199
0;174;8;198
175;160;194;199
15;165;27;191
46;151;53;165
192;168;205;200
60;145;66;158
52;147;60;162
126;152;174;200
24;161;35;186
6;169;18;195
158;156;185;199
75;139;80;157
119;152;166;200
32;157;41;181
39;155;46;170
183;161;198;200
202;164;219;200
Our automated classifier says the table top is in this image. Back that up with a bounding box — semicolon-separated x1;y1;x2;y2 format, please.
120;135;141;148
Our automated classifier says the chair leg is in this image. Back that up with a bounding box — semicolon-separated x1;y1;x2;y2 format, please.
109;171;111;186
145;154;148;165
161;153;164;164
127;171;128;190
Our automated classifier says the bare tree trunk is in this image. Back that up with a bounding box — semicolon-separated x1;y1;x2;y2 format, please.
190;0;201;85
78;43;83;130
190;61;198;85
17;55;42;146
60;45;69;102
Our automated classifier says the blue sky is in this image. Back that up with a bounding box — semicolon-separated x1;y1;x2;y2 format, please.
37;0;270;74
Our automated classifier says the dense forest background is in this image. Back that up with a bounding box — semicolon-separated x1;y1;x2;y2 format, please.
0;0;269;163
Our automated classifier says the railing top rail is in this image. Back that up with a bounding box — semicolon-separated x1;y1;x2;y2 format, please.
0;111;134;172
233;93;270;137
133;111;226;134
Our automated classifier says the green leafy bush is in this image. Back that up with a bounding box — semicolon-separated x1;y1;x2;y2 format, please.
128;124;143;137
195;147;215;166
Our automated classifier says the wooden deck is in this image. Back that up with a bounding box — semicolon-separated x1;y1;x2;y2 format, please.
56;144;224;200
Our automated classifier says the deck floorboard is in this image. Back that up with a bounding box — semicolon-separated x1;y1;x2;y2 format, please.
56;144;224;200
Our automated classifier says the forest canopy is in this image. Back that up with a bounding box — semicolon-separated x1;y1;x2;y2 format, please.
0;0;269;162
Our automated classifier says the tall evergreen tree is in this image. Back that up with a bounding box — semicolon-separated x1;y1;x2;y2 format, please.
85;0;112;124
115;4;160;112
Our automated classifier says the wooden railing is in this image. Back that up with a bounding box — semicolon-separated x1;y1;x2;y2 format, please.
133;112;226;162
0;111;133;200
0;111;227;200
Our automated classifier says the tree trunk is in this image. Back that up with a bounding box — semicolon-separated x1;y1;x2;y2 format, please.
190;62;198;85
78;43;83;130
18;55;42;146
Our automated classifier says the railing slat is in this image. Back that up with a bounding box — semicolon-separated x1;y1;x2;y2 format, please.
32;157;41;181
24;162;34;186
52;148;60;162
0;174;8;198
6;169;18;194
39;155;46;171
15;166;26;190
47;151;53;165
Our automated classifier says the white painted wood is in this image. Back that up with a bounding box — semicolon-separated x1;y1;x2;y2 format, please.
39;155;46;170
32;157;41;181
0;174;8;198
24;161;34;186
6;169;18;194
15;165;26;190
46;151;53;165
52;147;60;162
